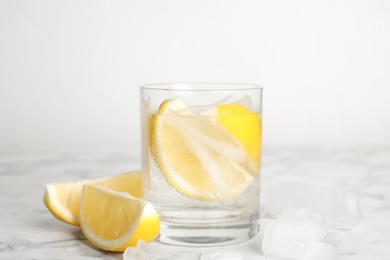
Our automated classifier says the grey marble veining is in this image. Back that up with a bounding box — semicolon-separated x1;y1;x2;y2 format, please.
1;147;389;259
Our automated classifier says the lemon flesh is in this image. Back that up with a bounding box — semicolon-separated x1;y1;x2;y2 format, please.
216;104;262;168
43;171;142;226
149;98;261;201
80;184;160;252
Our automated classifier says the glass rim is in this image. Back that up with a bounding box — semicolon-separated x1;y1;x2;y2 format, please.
139;82;263;91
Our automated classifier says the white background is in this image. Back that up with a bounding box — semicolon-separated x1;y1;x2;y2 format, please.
1;0;389;154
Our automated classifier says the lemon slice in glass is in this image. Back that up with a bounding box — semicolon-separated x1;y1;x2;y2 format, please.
150;98;260;201
209;103;262;169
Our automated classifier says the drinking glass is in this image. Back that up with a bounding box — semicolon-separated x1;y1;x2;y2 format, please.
140;83;263;246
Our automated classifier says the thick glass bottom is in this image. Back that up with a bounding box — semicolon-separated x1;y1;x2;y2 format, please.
158;216;260;247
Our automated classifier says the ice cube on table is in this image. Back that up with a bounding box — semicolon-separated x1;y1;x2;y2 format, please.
200;252;245;260
302;242;338;260
123;240;155;260
262;180;362;229
262;208;328;259
123;240;201;260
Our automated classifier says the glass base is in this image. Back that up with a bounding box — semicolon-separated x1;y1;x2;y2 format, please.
158;217;260;247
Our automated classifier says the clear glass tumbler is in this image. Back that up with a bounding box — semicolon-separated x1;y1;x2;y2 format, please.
140;83;263;246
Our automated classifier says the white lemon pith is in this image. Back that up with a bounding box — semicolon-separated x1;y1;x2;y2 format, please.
149;98;261;201
79;184;160;252
43;171;142;226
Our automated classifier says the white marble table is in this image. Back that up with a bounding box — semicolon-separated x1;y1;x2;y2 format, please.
1;147;390;259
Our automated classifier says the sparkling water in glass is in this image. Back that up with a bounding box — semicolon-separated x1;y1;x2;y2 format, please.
140;83;263;246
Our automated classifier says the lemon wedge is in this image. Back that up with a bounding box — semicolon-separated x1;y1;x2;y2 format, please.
149;98;258;201
79;184;160;252
43;171;142;226
213;104;262;168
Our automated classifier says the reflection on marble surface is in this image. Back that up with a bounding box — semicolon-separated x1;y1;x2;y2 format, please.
0;147;390;259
